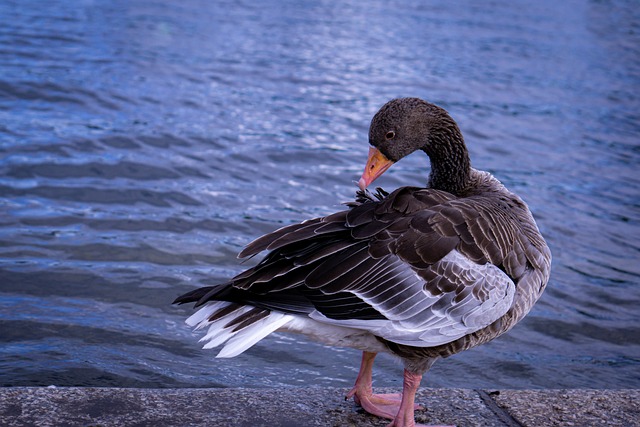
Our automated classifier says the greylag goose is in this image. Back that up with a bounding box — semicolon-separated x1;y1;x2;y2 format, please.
174;98;551;427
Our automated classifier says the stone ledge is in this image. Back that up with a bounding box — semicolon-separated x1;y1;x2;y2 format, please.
0;387;637;426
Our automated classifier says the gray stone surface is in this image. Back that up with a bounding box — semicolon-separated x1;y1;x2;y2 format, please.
492;389;640;427
0;387;637;426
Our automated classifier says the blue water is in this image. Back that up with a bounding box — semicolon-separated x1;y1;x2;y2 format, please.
1;0;639;390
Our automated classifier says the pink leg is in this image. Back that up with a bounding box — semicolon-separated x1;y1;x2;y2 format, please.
346;352;423;420
388;369;422;427
387;369;454;427
346;353;453;427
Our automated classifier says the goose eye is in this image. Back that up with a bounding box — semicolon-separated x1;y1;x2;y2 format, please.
385;131;395;140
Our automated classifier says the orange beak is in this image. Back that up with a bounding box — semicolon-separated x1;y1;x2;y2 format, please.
358;147;395;191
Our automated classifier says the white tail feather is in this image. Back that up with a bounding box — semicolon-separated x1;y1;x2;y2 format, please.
185;301;227;328
203;331;237;350
185;301;293;357
198;306;253;342
216;313;293;358
200;324;233;344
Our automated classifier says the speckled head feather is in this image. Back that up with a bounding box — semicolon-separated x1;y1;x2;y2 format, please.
369;98;471;195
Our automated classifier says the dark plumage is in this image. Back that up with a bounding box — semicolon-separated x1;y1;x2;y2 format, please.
174;98;551;427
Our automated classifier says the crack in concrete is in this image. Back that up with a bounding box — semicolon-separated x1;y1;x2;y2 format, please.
476;389;524;427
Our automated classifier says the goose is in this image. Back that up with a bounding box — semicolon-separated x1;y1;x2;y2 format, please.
174;97;552;427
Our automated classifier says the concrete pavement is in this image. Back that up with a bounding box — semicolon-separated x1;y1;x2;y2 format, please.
0;387;637;426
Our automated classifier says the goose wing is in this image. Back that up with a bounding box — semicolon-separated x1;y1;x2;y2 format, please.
182;186;544;347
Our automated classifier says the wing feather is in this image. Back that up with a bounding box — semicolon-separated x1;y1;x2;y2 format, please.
180;181;546;352
305;243;372;290
237;219;320;258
